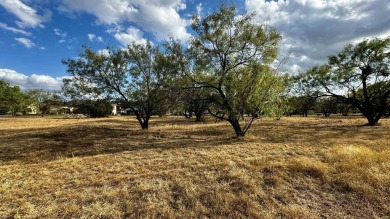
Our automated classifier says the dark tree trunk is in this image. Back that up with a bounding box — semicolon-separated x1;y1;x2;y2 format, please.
229;117;245;137
135;113;150;130
141;120;149;129
362;110;380;126
366;116;379;126
194;110;203;122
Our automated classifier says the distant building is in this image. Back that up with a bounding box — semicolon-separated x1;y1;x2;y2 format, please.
112;104;117;115
27;104;38;114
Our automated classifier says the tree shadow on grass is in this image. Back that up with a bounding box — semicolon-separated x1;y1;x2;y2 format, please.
2;116;387;164
249;118;389;145
0;118;238;164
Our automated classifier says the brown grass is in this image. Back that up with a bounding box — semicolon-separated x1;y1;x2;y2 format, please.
0;115;389;218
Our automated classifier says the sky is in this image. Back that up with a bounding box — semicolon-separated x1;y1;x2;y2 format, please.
0;0;389;91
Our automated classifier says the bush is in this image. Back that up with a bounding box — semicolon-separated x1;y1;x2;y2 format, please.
76;100;113;118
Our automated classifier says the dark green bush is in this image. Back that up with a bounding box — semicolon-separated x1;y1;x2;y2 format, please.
76;99;113;118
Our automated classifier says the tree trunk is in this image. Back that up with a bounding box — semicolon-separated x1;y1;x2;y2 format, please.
135;113;150;129
141;120;149;129
195;110;203;122
366;117;378;126
229;117;245;137
363;112;380;126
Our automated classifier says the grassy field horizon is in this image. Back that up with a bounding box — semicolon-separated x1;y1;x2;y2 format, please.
0;115;389;218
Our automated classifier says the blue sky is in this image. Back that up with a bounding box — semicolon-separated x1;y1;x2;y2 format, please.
0;0;389;91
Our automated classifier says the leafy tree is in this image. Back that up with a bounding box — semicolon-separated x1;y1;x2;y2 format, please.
301;37;390;125
287;95;317;117
63;42;179;129
336;100;354;116
76;99;113;118
188;4;285;137
27;89;62;117
270;95;291;120
182;86;212;122
315;97;337;117
0;80;29;115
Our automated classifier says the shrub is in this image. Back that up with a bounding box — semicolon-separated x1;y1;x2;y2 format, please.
76;99;113;118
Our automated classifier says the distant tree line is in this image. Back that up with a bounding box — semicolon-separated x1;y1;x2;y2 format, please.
0;80;115;118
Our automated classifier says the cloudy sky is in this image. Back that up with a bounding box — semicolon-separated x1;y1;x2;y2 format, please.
0;0;389;91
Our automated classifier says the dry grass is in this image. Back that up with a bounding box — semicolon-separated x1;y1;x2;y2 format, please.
0;115;389;218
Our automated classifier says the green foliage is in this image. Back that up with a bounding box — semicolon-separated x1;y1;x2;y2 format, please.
299;37;390;125
0;80;30;115
288;95;317;116
63;41;180;129
315;97;338;117
76;99;113;118
27;89;62;117
188;4;285;136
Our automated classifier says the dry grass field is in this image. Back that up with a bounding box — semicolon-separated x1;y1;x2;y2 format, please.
0;115;389;218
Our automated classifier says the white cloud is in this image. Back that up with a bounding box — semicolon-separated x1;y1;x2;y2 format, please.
88;33;104;42
14;37;35;48
114;27;148;46
97;49;110;56
0;68;63;91
54;28;67;38
88;33;96;41
245;0;390;74
0;22;31;35
54;28;67;43
58;0;191;42
0;0;50;28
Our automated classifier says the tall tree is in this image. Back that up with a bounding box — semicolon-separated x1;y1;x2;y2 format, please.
188;4;285;137
27;89;61;117
301;37;390;125
62;41;179;129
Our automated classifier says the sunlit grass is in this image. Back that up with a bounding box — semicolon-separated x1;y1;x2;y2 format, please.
0;115;389;218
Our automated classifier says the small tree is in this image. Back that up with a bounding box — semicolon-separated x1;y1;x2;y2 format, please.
188;4;285;137
76;99;113;118
336;100;354;116
63;42;179;129
287;95;317;117
179;81;212;122
27;89;61;117
315;97;338;117
301;37;390;125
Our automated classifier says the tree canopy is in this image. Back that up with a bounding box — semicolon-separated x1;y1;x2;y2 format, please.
27;89;62;117
0;80;30;115
300;37;390;125
187;4;287;136
62;41;180;129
